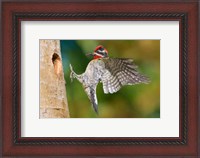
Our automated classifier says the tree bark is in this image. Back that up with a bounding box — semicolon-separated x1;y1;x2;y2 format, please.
40;40;70;118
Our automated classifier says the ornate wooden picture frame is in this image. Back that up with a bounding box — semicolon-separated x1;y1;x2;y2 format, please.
1;1;199;157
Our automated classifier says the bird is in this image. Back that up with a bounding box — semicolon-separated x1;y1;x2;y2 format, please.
70;45;150;114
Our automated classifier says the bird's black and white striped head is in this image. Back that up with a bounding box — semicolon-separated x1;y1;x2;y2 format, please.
93;45;108;59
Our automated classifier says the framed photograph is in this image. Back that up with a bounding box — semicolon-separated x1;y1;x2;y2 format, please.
1;1;199;157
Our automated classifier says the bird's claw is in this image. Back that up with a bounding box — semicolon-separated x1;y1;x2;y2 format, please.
70;72;73;82
69;64;73;72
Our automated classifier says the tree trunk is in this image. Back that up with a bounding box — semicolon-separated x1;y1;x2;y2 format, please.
39;40;70;118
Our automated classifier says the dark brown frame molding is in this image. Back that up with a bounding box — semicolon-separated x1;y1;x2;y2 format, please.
1;1;199;157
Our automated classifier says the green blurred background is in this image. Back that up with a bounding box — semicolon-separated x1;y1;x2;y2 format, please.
60;40;160;118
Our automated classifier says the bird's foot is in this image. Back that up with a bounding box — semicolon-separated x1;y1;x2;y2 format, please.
69;64;75;82
70;72;74;82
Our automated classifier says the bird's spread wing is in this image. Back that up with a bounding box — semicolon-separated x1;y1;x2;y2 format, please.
101;58;150;94
84;85;98;114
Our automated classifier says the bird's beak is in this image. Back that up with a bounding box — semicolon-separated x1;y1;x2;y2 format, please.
86;52;94;57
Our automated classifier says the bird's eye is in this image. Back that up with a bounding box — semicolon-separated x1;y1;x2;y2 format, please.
100;48;104;51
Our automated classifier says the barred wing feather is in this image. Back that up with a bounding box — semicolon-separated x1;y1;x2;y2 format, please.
101;58;150;94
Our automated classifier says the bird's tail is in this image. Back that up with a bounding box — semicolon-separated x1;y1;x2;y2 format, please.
84;86;98;115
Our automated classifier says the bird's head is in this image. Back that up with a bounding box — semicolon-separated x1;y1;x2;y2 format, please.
93;45;108;59
86;45;108;59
